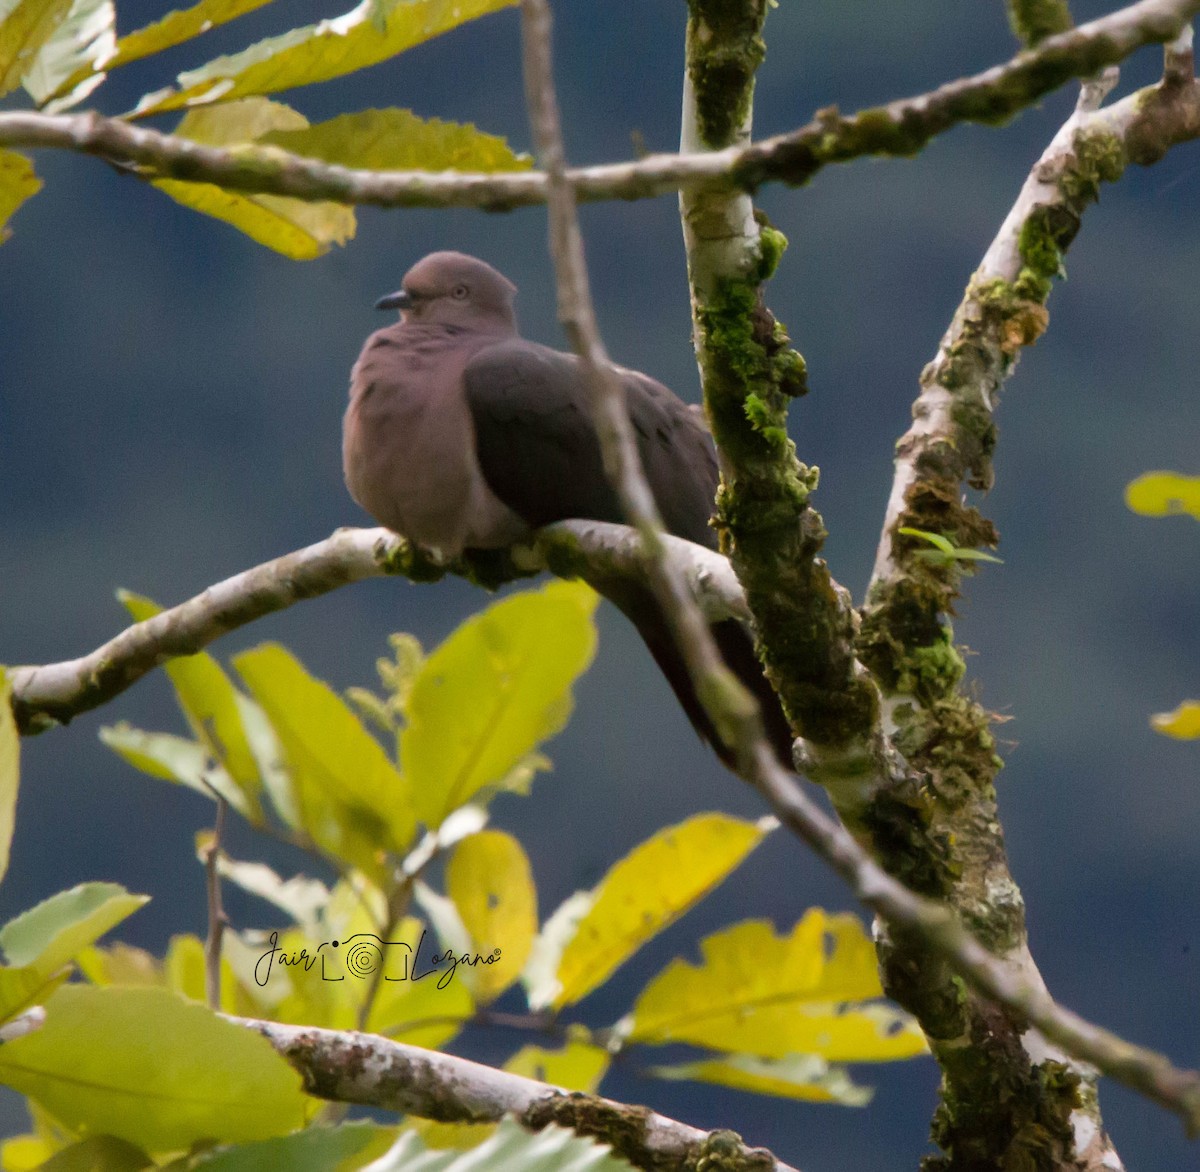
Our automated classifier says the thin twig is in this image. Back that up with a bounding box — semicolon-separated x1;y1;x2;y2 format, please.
234;1016;798;1171
201;796;230;1011
0;0;1195;211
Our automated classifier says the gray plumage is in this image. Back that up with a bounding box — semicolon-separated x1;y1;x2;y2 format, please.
343;251;793;766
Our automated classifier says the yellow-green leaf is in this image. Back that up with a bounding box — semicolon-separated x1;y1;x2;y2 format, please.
21;0;112;110
1125;471;1200;520
0;149;41;245
234;642;415;871
0;0;72;95
151;98;355;260
1151;700;1200;740
111;0;273;70
99;723;259;822
187;1122;395;1171
0;882;148;975
120;591;262;803
445;830;535;1003
261;107;529;172
650;1053;873;1106
20;1134;150;1171
74;941;160;988
0;986;309;1150
627;910;927;1062
403;581;598;828
547;813;772;1011
505;1038;609;1093
366;950;473;1047
134;0;518;115
0;671;18;884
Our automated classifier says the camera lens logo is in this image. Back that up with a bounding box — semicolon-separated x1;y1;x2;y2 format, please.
341;938;383;978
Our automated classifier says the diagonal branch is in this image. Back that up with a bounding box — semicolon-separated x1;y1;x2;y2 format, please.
236;1016;799;1172
0;0;1196;212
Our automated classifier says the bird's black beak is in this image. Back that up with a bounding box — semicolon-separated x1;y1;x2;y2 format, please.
375;289;413;311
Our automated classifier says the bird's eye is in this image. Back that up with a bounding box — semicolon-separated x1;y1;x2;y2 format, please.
451;284;469;300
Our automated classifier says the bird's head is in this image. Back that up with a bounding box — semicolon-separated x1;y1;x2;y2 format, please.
376;252;518;333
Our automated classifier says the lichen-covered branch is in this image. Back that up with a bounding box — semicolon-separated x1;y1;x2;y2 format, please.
7;522;749;736
856;40;1200;1170
236;1018;796;1172
679;0;883;784
0;0;1195;213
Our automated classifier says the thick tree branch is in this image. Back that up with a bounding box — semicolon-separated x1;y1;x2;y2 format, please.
856;41;1200;1170
6;522;749;736
235;1017;797;1172
0;0;1195;212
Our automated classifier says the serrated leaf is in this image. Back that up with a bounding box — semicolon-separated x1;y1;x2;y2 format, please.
1151;699;1200;739
0;882;148;973
373;1118;635;1172
445;831;535;1003
403;582;598;828
261;108;529;172
99;723;258;822
111;0;273;70
650;1053;873;1106
627;910;927;1062
0;986;309;1150
0;149;41;245
1125;470;1200;520
0;671;18;884
549;814;772;1011
134;0;518;115
188;1121;394;1171
0;0;72;95
119;592;262;805
152;97;355;259
21;0;112;110
234;641;414;874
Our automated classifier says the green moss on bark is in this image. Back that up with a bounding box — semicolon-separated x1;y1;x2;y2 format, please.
685;0;768;147
1008;0;1073;47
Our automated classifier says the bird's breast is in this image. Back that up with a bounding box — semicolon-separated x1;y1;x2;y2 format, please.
342;329;528;556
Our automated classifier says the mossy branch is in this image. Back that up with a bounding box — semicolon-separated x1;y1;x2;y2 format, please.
856;42;1200;1168
0;0;1195;214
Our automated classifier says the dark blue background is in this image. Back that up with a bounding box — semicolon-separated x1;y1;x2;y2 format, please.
2;1;1199;1167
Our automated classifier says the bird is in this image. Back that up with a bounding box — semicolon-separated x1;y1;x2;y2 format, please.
342;250;794;768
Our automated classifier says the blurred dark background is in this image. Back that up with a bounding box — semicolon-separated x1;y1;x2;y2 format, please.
2;1;1199;1167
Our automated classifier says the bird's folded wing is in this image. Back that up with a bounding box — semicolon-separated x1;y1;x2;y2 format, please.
463;339;719;549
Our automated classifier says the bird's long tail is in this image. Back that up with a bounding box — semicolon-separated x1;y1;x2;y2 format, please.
596;578;795;769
